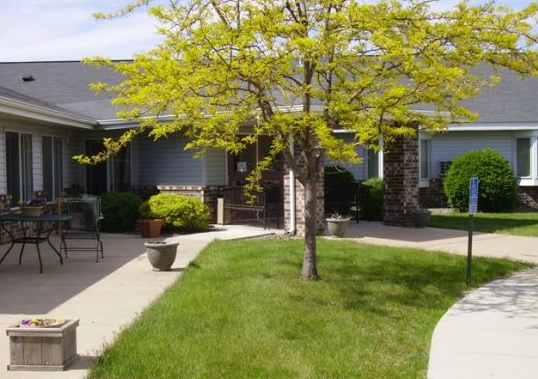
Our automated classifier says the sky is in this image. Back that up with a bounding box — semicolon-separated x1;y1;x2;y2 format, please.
0;0;168;62
0;0;534;62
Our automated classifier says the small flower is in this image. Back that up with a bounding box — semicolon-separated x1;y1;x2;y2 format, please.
18;198;45;207
328;213;351;220
19;317;64;327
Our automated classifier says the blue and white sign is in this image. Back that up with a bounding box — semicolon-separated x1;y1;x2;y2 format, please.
469;177;479;214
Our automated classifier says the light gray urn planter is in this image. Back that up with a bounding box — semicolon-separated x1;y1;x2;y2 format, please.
144;241;179;271
326;218;351;237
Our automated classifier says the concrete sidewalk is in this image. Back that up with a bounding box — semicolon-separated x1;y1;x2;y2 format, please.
0;221;537;378
342;221;538;379
0;225;281;379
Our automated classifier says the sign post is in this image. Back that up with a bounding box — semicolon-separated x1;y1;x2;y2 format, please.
467;177;479;285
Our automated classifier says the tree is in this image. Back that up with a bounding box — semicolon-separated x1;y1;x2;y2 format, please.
78;0;538;280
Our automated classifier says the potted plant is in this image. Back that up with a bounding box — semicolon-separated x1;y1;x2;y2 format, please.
137;201;164;238
412;208;431;228
6;318;79;370
326;213;352;237
18;198;46;217
144;241;179;271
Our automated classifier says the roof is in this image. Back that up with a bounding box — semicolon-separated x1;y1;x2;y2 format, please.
0;61;125;124
0;60;537;128
462;65;538;124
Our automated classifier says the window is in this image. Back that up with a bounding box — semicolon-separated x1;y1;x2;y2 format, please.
6;131;33;205
516;138;531;177
111;145;131;192
42;136;63;201
85;140;132;195
367;149;379;178
420;139;431;180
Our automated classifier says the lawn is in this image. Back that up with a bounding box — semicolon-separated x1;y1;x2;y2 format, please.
87;238;529;379
430;211;538;237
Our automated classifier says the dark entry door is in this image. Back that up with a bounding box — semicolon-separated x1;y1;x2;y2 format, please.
85;140;107;196
227;136;284;216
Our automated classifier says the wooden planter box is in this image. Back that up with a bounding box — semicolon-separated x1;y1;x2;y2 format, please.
6;319;79;371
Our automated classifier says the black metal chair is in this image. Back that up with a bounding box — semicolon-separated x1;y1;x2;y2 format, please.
59;195;104;262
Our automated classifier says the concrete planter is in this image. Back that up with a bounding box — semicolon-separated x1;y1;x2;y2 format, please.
144;241;179;271
326;218;351;237
6;319;79;371
412;210;431;228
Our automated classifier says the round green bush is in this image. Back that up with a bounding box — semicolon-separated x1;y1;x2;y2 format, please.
443;148;518;212
361;178;384;221
324;166;357;215
100;192;142;232
148;193;210;230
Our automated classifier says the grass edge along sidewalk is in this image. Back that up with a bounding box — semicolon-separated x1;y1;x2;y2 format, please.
87;238;529;379
430;211;538;237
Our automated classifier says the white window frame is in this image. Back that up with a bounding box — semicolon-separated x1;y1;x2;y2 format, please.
6;131;33;205
419;132;432;187
42;135;64;201
514;131;538;186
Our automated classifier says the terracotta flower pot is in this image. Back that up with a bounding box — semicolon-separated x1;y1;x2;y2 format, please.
137;219;164;238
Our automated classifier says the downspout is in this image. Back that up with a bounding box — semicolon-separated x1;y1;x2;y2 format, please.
289;141;297;235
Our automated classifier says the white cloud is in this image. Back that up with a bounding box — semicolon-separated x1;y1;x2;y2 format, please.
0;0;165;62
0;0;533;62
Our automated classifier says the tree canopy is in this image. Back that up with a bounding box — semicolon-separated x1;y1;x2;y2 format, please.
80;0;538;279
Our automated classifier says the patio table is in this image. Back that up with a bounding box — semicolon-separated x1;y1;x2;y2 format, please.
0;213;71;273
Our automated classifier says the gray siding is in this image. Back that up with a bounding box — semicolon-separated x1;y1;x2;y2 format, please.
430;131;514;177
137;134;204;185
203;148;226;186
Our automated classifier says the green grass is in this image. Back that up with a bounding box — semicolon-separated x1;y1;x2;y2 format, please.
430;211;538;237
87;239;529;379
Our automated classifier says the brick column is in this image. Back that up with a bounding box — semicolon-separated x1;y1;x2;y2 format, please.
283;148;324;237
383;132;419;226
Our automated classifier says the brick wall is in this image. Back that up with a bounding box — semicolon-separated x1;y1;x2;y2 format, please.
283;143;325;237
383;132;419;226
156;185;223;223
419;179;448;208
284;174;324;237
419;181;538;212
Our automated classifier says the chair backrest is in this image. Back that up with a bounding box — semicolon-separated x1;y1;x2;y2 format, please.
65;196;101;231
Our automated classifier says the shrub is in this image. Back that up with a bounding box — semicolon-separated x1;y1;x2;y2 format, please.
443;148;518;212
100;192;142;232
361;178;384;221
147;193;210;230
324;166;357;215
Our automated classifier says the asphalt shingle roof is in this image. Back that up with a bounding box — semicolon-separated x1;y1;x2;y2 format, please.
1;60;537;124
0;61;125;121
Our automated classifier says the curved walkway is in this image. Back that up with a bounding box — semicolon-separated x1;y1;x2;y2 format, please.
343;221;538;379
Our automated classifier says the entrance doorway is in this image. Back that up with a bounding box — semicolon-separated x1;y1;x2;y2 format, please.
85;140;131;196
227;136;284;219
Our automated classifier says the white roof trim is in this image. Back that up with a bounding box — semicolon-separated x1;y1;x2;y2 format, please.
0;96;95;129
446;122;538;132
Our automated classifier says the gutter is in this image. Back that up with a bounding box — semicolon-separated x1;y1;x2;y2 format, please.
0;96;95;129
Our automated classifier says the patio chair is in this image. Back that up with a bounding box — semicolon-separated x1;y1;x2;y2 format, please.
59;195;104;262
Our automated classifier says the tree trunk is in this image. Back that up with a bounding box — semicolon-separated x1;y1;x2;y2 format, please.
301;177;319;280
